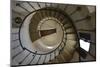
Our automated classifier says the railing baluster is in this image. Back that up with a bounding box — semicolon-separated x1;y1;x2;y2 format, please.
38;11;43;20
50;54;51;61
12;9;25;16
37;2;41;9
54;12;57;18
62;42;66;50
36;55;42;64
27;2;36;10
57;13;61;19
59;42;65;53
54;51;56;58
45;3;47;8
43;55;46;64
19;52;31;64
41;10;45;18
50;3;52;7
55;12;59;18
47;10;50;17
64;35;67;40
59;46;61;54
75;15;91;23
37;12;41;21
28;51;37;65
12;49;25;59
16;3;30;13
42;10;45;18
51;11;54;17
63;5;68;11
55;51;58;62
49;10;52;17
60;43;63;52
56;4;59;8
45;10;48;17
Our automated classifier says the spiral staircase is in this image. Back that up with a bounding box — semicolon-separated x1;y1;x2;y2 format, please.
11;1;96;66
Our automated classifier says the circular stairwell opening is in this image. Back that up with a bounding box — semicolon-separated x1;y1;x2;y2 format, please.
20;7;77;55
19;9;69;54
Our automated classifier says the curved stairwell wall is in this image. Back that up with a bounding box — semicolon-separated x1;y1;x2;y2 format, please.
11;0;96;66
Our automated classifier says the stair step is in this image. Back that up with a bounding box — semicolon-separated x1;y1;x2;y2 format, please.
51;11;55;17
51;3;59;8
55;54;66;63
31;55;41;64
66;34;77;40
48;57;58;64
16;3;30;13
63;20;71;26
58;4;67;11
30;2;40;10
22;2;34;12
65;28;75;34
11;33;19;41
12;2;29;16
50;52;55;60
39;2;46;8
14;50;30;64
65;5;78;15
65;28;74;33
50;49;72;63
55;49;59;56
71;6;89;21
70;51;79;62
62;49;73;61
35;11;43;21
44;54;50;63
62;19;70;25
38;55;46;64
11;45;23;59
64;40;77;54
21;53;34;65
11;40;20;49
11;28;19;34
